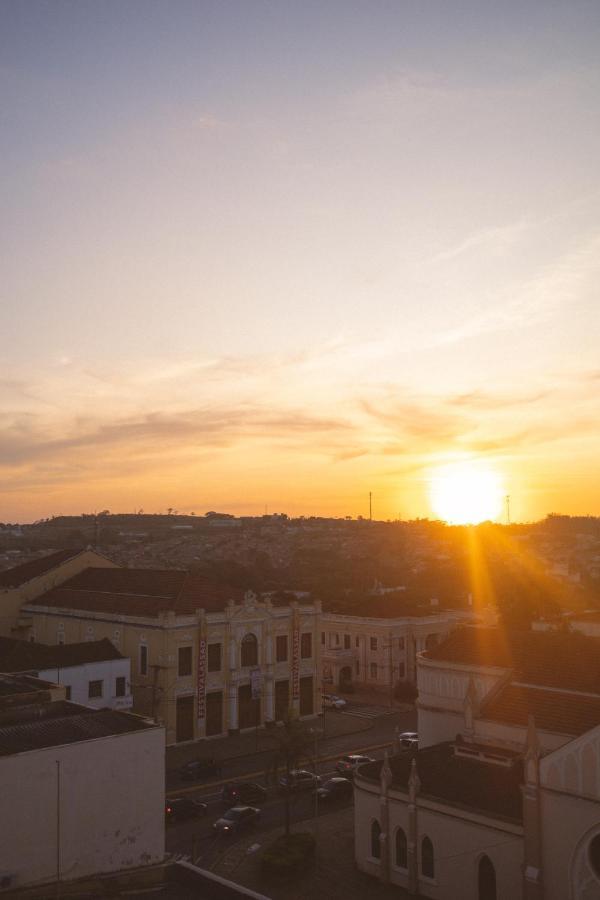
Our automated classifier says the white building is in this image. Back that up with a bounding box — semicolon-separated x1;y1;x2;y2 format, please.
321;605;471;693
0;673;164;893
354;626;600;900
0;635;132;710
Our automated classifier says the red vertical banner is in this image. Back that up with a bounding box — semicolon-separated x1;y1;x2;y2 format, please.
197;634;206;720
292;617;300;700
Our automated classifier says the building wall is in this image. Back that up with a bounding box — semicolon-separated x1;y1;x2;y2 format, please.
321;612;468;692
28;597;322;745
0;726;165;891
0;550;116;638
37;657;132;710
354;778;523;900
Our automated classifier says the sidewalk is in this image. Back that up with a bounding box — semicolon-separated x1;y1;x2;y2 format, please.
166;709;374;772
211;806;410;900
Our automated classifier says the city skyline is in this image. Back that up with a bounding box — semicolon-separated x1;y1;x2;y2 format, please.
2;1;600;522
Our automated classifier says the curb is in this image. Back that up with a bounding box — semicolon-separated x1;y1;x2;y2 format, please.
167;737;393;798
166;711;376;774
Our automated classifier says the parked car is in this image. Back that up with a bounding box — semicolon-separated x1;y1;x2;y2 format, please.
398;732;419;750
180;757;222;781
165;797;207;823
335;754;375;776
213;805;261;835
222;781;267;807
279;769;321;792
323;693;347;710
316;777;353;802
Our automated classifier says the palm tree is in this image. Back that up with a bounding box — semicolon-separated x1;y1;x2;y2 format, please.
267;713;317;837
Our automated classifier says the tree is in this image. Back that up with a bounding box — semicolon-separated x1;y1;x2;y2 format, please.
267;715;317;837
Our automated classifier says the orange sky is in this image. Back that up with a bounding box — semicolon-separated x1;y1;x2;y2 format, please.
1;3;600;522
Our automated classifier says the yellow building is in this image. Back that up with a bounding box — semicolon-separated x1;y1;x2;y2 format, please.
0;548;117;637
23;566;322;745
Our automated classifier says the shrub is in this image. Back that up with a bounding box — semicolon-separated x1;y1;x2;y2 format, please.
261;832;316;879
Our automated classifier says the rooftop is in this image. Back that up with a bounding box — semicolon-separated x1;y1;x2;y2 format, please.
481;682;600;736
0;672;56;700
27;567;247;618
0;548;82;588
0;697;155;756
358;742;523;822
0;636;123;673
424;626;600;694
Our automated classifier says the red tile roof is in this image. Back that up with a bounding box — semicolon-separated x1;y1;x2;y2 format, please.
424;626;600;694
0;549;82;588
28;567;246;618
481;683;600;736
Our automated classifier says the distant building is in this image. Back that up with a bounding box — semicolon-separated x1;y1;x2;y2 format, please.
0;635;132;710
23;566;322;744
354;626;600;899
0;672;164;893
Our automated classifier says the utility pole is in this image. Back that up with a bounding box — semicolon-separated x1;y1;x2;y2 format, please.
506;495;511;526
56;760;61;900
369;492;372;522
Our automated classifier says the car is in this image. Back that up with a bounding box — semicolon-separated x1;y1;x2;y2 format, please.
180;757;223;781
221;781;268;807
323;694;347;710
316;777;353;802
279;769;321;792
213;805;261;835
398;732;419;750
165;797;208;823
335;754;375;776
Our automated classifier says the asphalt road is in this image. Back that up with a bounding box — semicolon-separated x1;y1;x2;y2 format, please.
165;706;417;868
166;705;416;793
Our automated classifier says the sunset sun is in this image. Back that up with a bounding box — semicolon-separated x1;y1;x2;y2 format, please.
429;461;504;525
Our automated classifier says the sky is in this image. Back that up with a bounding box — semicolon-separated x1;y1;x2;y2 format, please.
1;0;600;522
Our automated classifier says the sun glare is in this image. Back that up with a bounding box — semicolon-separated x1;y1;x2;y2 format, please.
429;461;504;525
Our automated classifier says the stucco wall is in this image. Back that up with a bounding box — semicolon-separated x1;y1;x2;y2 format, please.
355;779;523;900
38;657;132;710
0;725;165;890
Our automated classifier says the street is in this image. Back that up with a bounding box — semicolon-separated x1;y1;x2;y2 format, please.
165;703;416;868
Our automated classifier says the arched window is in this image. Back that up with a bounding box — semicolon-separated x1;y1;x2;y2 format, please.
589;835;600;880
395;828;407;868
478;855;497;900
371;820;381;859
241;633;258;667
421;836;434;878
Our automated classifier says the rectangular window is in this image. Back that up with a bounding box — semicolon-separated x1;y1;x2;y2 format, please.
300;632;312;659
355;636;360;648
207;643;222;672
398;662;405;679
398;637;405;651
178;645;193;676
65;686;72;700
321;631;325;645
57;632;65;645
355;661;360;676
344;634;351;649
299;676;314;716
88;679;103;699
370;637;378;651
370;663;378;680
276;635;288;662
335;633;340;646
115;676;126;697
139;644;148;676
